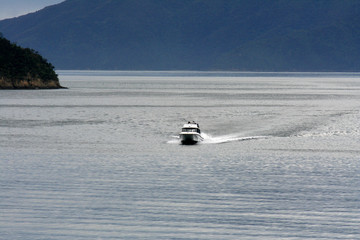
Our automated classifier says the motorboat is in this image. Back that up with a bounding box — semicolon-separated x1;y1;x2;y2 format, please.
179;121;204;144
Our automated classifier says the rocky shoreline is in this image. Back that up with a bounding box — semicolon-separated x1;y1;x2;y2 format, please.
0;76;66;89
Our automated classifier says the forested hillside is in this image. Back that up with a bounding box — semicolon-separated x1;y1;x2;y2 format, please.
1;0;359;71
0;35;62;89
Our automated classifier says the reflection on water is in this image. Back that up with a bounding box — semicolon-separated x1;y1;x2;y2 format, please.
1;71;360;239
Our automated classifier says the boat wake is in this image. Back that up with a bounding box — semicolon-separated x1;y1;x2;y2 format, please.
167;133;267;144
201;133;267;144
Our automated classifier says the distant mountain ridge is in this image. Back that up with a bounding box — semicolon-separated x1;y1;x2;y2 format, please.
1;0;360;71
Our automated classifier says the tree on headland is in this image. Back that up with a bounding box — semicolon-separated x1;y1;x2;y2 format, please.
0;34;64;89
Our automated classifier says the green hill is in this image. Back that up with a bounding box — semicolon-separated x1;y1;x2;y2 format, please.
0;35;63;89
1;0;360;71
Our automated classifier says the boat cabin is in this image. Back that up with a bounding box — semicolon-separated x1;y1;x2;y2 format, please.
181;122;201;134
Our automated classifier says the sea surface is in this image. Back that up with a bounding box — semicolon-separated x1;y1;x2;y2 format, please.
1;71;360;239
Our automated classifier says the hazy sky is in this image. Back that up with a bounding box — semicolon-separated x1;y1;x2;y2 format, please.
0;0;64;20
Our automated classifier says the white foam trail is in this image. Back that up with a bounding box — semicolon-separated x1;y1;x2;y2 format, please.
167;135;180;144
202;133;267;144
167;133;267;144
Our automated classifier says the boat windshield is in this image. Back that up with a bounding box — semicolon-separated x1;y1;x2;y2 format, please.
182;128;201;133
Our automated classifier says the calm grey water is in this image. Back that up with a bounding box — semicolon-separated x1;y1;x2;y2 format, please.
1;71;360;239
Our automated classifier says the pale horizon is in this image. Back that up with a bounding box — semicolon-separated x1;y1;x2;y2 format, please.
0;0;64;20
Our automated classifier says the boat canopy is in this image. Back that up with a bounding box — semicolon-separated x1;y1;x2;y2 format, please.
182;121;200;129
